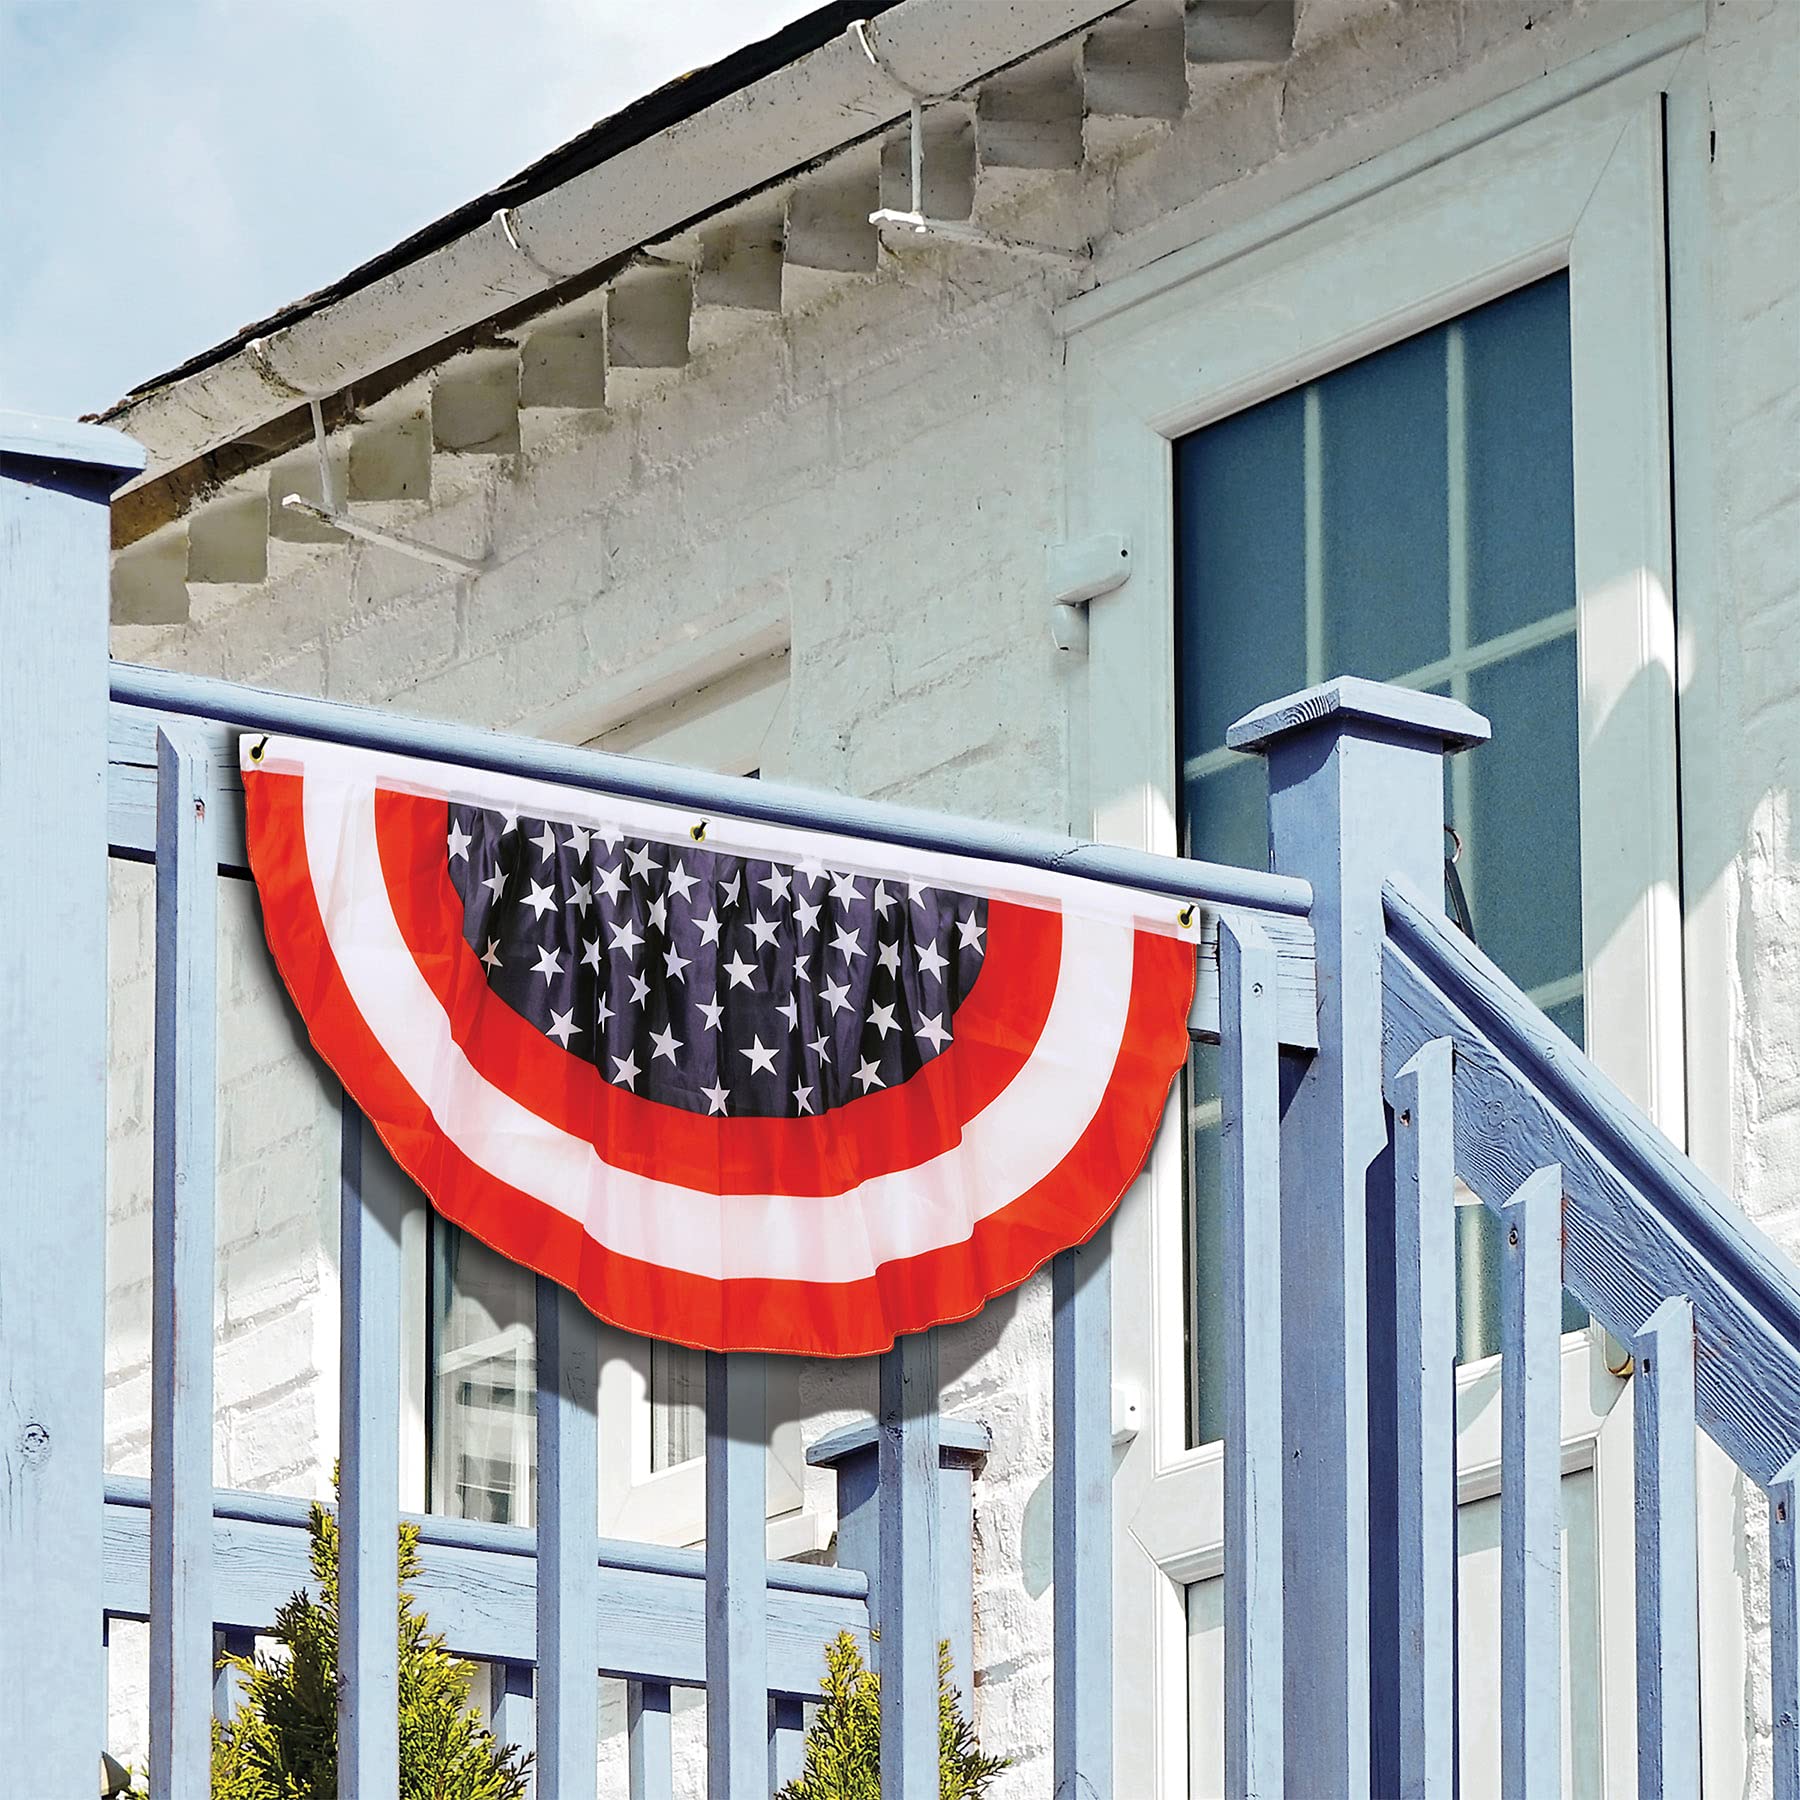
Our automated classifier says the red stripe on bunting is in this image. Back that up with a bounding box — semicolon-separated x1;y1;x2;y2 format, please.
245;765;1196;1356
372;786;1062;1196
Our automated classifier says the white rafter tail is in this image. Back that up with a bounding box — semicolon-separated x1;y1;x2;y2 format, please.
868;208;1088;265
276;496;488;576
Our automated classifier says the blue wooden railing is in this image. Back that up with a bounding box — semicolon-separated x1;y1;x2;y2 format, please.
7;407;1800;1800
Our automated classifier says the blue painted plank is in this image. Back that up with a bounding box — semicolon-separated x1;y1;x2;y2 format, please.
627;1681;673;1800
1232;678;1485;1794
0;426;136;1789
706;1351;769;1793
339;1101;402;1797
536;1276;600;1800
213;1627;256;1726
1387;1037;1457;1800
489;1661;535;1785
878;1333;941;1800
1220;916;1282;1800
1052;1234;1113;1799
1771;1457;1800;1800
768;1693;806;1789
1633;1296;1700;1800
150;724;219;1798
1499;1165;1562;1800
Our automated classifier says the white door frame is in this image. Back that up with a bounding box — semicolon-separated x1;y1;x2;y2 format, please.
1068;42;1697;1796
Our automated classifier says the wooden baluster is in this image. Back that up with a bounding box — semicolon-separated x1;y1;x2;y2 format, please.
1633;1296;1700;1800
706;1351;769;1792
1771;1456;1800;1800
339;1101;401;1798
1388;1037;1457;1799
1499;1165;1562;1799
628;1681;673;1799
212;1627;256;1726
488;1661;535;1783
768;1693;807;1789
150;725;219;1797
1221;916;1282;1800
879;1332;941;1800
536;1276;599;1799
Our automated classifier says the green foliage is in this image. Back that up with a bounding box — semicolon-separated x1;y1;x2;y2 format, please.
202;1487;531;1800
777;1631;1008;1800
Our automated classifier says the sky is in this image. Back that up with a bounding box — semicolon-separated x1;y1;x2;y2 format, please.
0;0;812;421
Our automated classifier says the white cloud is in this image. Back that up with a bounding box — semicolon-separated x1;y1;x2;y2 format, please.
0;0;809;419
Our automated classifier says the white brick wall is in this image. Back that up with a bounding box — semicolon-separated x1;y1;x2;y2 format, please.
101;0;1800;1787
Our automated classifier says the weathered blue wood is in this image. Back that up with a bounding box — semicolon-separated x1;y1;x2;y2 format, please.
0;414;142;1789
536;1276;600;1800
1053;1231;1113;1799
805;1417;988;1701
1387;1038;1457;1800
1220;916;1282;1800
339;1099;402;1798
1770;1456;1800;1800
1499;1165;1562;1800
769;1693;807;1789
628;1681;673;1799
706;1351;769;1793
1382;879;1800;1487
150;724;219;1798
1633;1296;1700;1800
213;1627;256;1725
879;1333;942;1800
489;1661;535;1781
1229;677;1489;1797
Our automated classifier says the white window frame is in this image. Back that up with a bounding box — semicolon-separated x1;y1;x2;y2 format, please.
1068;44;1697;1798
400;650;829;1555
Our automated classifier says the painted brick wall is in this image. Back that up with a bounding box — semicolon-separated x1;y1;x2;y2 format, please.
100;0;1798;1788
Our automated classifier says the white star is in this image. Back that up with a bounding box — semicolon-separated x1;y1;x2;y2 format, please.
698;995;724;1031
831;925;865;964
853;1056;884;1092
627;843;656;880
650;1024;683;1065
580;936;601;972
666;862;698;903
759;866;792;904
719;871;742;908
479;938;503;971
532;945;563;984
532;822;559;863
702;1079;730;1116
646;892;669;934
749;913;781;950
909;881;933;909
595;824;621;850
723;951;758;990
627;971;651;1008
547;1008;580;1047
957;914;986;954
777;994;800;1031
741;1037;778;1076
915;1013;951;1053
794;896;821;936
565;824;593;859
793;959;813;983
796;854;827;884
447;820;472;862
873;881;894;917
695;910;723;946
808;1031;833;1064
594;992;614;1031
497;807;520;836
610;917;643;960
480;868;507;903
915;940;948;981
830;871;862;906
594;863;627;904
664;943;692;982
794;1083;814;1115
869;1000;899;1040
821;977;852;1015
877;940;901;977
611;1051;641;1090
524;880;556;920
569;878;593;913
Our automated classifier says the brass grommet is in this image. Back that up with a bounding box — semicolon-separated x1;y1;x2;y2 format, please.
690;820;708;842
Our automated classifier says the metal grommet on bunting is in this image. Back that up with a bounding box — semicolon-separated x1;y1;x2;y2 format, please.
690;820;708;842
248;736;269;763
1177;903;1196;929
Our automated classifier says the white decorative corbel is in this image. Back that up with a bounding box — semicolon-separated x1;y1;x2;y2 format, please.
1046;532;1131;654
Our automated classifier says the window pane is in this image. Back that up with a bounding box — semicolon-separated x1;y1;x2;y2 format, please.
1464;274;1576;642
651;1342;707;1471
1184;756;1269;875
1320;327;1450;680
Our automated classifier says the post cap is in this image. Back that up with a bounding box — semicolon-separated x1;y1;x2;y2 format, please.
806;1415;992;1474
0;410;146;482
1226;676;1491;757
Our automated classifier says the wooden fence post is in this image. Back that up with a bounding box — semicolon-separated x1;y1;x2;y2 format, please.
0;414;143;1795
1226;679;1489;1797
